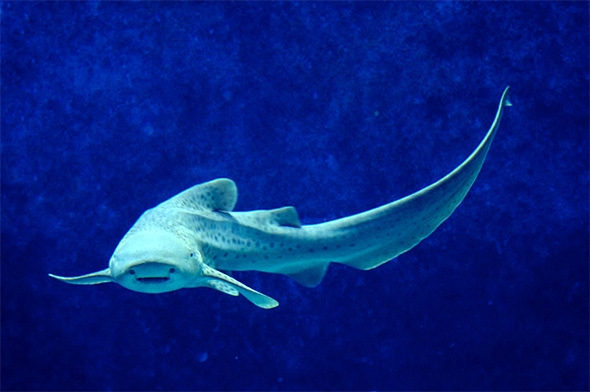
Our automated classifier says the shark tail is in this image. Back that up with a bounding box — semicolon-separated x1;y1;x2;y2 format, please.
311;87;511;271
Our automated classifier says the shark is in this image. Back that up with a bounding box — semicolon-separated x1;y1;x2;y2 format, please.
49;87;511;308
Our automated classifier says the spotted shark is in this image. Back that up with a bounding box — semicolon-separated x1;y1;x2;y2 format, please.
49;87;511;308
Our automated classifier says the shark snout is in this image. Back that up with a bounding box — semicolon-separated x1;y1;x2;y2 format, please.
114;261;190;293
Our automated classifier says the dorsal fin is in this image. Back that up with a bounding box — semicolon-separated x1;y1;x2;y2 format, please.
163;178;238;212
230;206;302;229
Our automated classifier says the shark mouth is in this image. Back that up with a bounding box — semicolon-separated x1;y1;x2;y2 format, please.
136;277;170;284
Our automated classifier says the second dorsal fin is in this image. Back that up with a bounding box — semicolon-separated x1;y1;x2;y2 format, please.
266;206;301;228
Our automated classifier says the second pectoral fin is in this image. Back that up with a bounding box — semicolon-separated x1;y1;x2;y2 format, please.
198;265;279;309
48;268;113;285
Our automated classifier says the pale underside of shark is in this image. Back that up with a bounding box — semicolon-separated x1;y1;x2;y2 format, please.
49;87;511;308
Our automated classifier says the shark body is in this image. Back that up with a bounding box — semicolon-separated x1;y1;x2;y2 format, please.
50;87;511;308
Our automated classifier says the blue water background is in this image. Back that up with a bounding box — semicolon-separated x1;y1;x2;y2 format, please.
2;2;588;390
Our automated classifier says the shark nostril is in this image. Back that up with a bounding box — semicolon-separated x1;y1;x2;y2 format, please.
129;269;135;275
170;268;176;274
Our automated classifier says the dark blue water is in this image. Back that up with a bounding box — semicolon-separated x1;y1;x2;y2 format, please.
2;2;588;390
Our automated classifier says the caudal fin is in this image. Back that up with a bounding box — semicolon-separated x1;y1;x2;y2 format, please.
311;87;511;271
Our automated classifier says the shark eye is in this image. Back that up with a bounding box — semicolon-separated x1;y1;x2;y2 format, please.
170;268;176;274
129;269;135;275
190;253;194;257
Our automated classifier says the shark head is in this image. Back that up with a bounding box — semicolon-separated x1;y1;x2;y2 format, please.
109;229;201;293
48;228;203;294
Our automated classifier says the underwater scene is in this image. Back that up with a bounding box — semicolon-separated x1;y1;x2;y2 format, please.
1;2;588;391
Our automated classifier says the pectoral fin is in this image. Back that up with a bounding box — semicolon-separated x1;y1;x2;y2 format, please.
199;265;279;309
48;268;113;285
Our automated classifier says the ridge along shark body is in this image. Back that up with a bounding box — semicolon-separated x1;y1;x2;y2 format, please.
50;87;511;309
